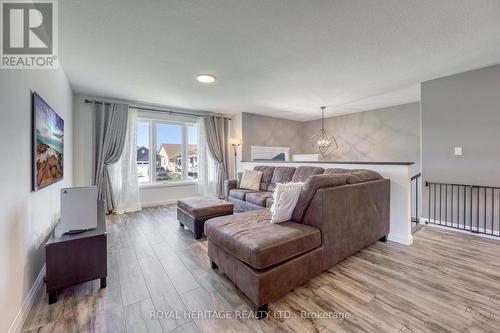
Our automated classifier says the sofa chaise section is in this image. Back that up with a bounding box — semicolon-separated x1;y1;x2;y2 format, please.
204;209;321;270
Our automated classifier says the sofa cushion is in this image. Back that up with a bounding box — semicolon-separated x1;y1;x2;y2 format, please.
246;191;273;207
229;188;258;201
177;197;234;219
267;167;296;192
323;168;353;175
270;182;304;223
253;166;275;191
204;209;321;269
323;168;383;184
240;169;263;191
291;166;324;182
347;170;383;184
292;174;348;222
266;197;274;208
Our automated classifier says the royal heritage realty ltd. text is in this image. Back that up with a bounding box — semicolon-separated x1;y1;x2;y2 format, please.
150;310;352;320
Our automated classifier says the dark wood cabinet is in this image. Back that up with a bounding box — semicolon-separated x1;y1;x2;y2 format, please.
45;200;107;304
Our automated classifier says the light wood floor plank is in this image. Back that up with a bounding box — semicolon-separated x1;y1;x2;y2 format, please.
124;299;163;333
117;245;150;307
152;242;200;295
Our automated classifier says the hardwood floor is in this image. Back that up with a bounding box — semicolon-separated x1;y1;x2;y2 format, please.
22;206;500;333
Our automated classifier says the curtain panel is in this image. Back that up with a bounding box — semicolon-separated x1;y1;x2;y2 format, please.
203;115;229;198
197;117;217;197
93;102;129;212
109;108;142;214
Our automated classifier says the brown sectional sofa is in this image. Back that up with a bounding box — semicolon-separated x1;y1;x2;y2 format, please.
205;165;390;318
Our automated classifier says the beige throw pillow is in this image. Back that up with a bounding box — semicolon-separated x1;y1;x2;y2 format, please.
270;182;304;223
240;170;263;191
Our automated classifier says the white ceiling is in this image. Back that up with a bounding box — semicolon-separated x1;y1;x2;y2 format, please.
60;0;500;121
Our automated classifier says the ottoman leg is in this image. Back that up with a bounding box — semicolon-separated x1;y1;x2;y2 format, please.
211;261;218;269
179;222;184;228
193;219;205;240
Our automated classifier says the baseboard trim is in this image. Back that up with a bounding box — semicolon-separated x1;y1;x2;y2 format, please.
8;265;46;333
387;233;413;246
141;199;177;208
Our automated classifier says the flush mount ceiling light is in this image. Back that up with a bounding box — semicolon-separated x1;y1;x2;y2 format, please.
196;74;216;83
311;106;338;158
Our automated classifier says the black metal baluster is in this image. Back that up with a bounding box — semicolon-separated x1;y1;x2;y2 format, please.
491;188;494;235
427;182;431;225
451;185;454;228
484;187;487;234
439;184;442;225
470;186;473;232
434;183;437;224
445;184;448;226
475;187;479;233
463;186;466;230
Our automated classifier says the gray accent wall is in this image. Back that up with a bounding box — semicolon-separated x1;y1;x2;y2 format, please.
241;112;304;161
422;64;500;186
241;103;421;175
421;64;500;226
301;103;421;174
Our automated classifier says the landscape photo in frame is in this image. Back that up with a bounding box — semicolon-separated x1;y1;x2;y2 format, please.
32;92;64;191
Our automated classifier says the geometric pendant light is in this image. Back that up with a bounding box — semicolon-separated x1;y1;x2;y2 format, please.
311;106;338;158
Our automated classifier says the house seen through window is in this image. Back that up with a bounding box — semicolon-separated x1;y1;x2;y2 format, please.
136;117;198;184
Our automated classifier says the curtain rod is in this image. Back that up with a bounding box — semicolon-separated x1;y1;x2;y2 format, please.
84;99;231;120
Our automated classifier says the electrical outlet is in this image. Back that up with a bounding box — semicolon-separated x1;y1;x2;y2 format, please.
454;147;462;156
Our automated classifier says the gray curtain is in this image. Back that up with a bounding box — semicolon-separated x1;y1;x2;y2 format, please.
93;103;129;212
203;115;229;198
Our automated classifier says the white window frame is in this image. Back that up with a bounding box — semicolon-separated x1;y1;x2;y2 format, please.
137;113;198;188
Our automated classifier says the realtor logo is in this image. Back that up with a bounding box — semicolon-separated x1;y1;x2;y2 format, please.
1;0;58;69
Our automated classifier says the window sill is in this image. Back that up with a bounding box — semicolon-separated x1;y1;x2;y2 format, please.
139;180;198;189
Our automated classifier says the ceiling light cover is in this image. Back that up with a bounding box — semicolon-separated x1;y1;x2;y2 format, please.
196;74;216;83
311;106;338;158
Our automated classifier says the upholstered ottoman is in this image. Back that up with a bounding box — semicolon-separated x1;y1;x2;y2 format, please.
177;197;234;239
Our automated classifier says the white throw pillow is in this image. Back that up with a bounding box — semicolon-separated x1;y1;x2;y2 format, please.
270;182;304;223
240;170;263;191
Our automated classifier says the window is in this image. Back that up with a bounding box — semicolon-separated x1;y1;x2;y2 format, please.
156;123;183;181
136;115;198;185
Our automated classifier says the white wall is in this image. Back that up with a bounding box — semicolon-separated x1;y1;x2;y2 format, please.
0;68;74;333
140;184;199;207
73;95;93;186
